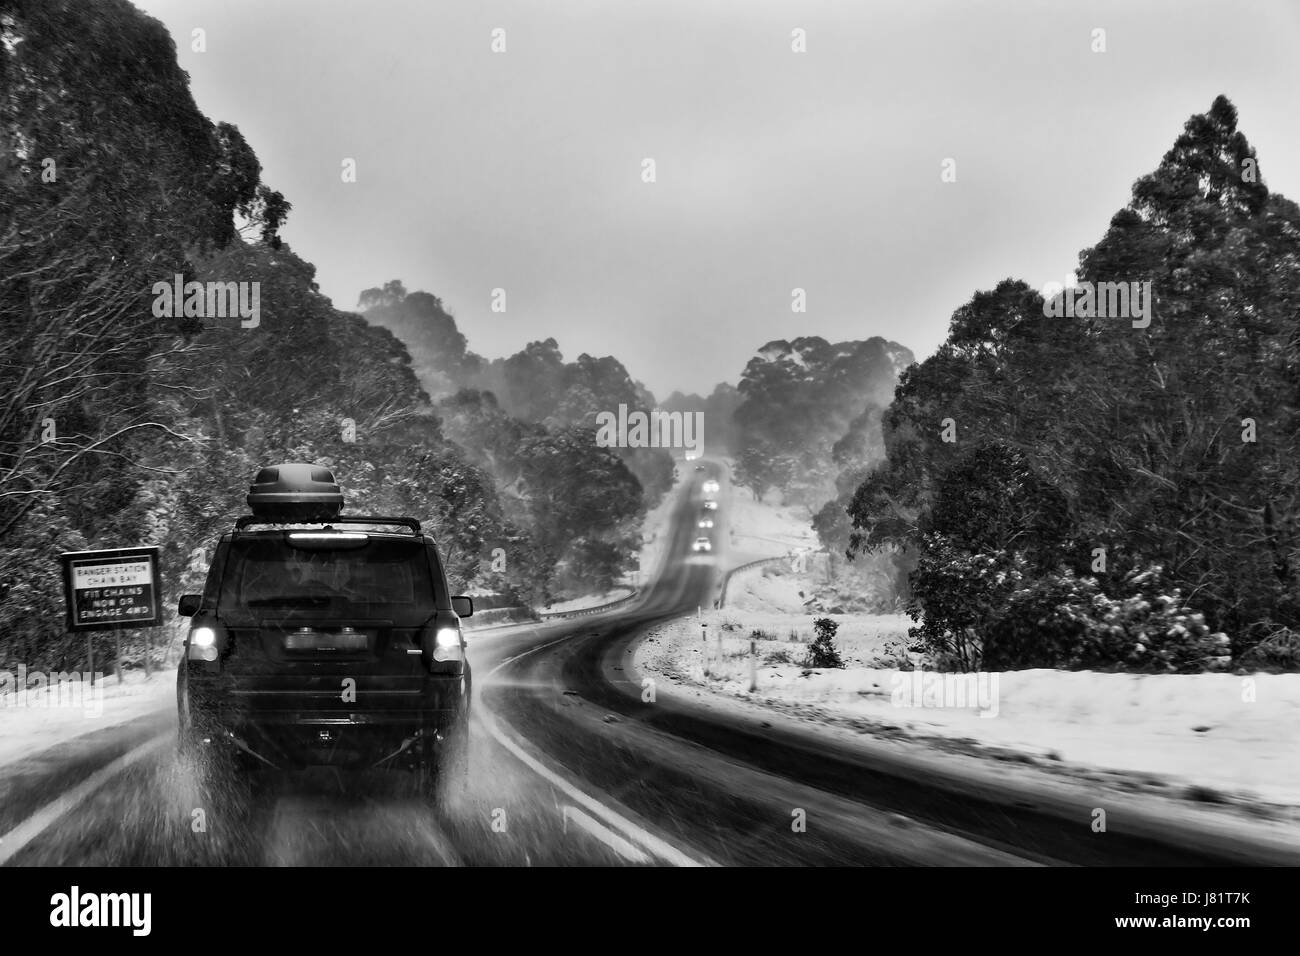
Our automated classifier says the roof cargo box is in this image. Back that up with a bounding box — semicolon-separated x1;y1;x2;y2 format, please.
246;463;344;522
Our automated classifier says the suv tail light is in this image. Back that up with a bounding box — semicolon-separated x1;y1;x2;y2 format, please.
420;617;464;674
187;620;227;664
431;625;462;662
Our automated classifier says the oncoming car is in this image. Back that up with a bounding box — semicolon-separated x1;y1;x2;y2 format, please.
702;479;719;494
691;537;712;553
697;516;714;529
702;499;718;511
176;463;473;803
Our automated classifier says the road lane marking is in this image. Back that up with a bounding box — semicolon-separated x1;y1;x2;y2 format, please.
481;639;707;867
562;805;649;863
0;732;170;865
476;706;704;867
488;634;572;673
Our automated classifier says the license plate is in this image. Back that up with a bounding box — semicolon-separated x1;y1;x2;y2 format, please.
284;629;369;652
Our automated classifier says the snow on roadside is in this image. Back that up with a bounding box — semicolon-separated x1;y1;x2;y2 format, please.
0;667;175;769
635;458;690;583
636;498;1300;811
715;458;816;563
636;610;1300;807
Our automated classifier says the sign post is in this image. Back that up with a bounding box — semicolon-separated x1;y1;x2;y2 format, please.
61;546;163;685
701;620;708;677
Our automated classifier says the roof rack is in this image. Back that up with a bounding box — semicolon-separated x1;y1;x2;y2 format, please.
235;515;421;532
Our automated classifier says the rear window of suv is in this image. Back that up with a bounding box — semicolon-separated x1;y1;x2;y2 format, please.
217;535;438;624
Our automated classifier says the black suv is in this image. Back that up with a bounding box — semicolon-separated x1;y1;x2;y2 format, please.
176;463;472;800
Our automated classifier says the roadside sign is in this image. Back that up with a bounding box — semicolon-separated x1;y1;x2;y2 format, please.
60;546;163;632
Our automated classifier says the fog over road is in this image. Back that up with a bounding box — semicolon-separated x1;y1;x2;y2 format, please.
2;464;1294;868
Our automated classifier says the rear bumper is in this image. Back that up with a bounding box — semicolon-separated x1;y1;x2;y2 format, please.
182;674;468;769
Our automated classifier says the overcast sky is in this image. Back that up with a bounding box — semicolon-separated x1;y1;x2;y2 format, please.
136;0;1300;399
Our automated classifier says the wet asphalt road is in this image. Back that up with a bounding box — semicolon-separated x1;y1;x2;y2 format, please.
4;465;1297;866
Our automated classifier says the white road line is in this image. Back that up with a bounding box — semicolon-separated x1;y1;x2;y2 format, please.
562;805;649;863
481;639;707;867
0;732;170;865
486;633;573;674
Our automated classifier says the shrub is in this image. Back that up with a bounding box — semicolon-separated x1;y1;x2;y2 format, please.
907;538;1021;670
868;640;915;670
1228;624;1300;672
912;555;1233;672
999;566;1231;672
803;617;844;668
